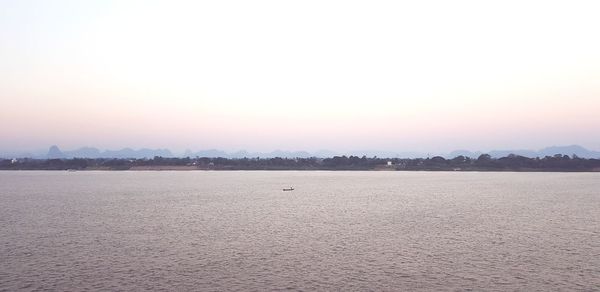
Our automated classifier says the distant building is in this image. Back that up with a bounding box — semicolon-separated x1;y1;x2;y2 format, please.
387;161;393;166
11;158;17;164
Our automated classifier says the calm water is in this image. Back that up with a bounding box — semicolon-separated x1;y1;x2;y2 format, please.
1;171;599;291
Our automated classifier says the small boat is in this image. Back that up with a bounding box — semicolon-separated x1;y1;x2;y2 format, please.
282;187;294;191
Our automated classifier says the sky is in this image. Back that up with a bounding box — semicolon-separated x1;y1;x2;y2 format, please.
1;0;599;153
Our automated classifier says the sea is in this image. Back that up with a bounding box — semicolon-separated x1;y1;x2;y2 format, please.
1;171;599;291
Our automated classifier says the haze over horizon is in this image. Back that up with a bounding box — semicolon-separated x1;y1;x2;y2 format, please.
2;0;600;153
3;144;600;161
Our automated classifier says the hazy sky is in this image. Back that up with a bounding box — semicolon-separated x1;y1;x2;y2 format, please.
1;0;599;153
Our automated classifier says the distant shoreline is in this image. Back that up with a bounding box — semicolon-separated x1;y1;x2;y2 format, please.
2;155;600;172
2;169;600;173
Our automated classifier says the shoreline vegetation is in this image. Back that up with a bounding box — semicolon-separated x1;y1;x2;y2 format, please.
2;154;600;172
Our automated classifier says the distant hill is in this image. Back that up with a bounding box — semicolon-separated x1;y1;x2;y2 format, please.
185;146;600;159
47;145;65;159
485;145;600;159
44;146;172;159
185;149;315;158
2;144;599;159
447;150;483;159
538;145;600;158
487;149;539;159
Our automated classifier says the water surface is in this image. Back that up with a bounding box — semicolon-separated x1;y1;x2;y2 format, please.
1;171;599;291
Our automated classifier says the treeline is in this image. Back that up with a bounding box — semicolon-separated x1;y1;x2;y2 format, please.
2;154;600;171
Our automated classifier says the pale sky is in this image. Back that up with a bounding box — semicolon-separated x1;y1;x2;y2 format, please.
1;0;599;153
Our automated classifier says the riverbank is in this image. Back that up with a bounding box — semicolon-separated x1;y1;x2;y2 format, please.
3;155;600;172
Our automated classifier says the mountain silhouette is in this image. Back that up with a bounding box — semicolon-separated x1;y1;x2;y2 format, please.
3;145;599;159
44;146;172;159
